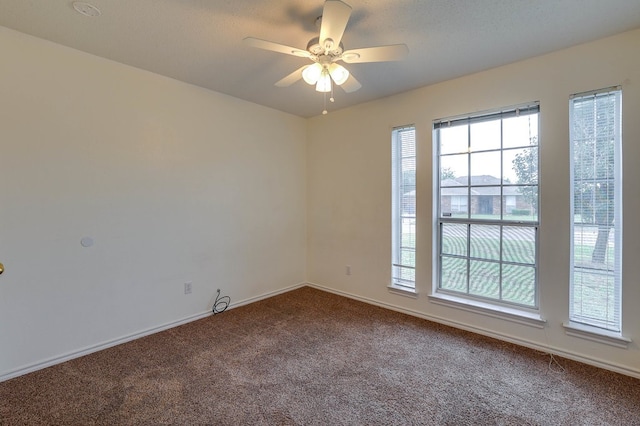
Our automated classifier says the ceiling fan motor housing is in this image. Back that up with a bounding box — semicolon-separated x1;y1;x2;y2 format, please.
306;36;344;58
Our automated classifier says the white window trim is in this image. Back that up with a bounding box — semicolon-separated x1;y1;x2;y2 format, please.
433;103;540;310
428;292;546;329
569;87;623;332
387;284;418;298
391;125;416;290
563;321;631;349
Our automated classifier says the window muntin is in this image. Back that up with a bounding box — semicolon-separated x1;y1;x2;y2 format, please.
392;126;416;289
569;88;622;332
435;105;539;309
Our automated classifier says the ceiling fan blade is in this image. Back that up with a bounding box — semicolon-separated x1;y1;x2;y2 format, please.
341;44;409;63
319;0;352;49
275;66;308;87
243;37;311;58
340;74;361;93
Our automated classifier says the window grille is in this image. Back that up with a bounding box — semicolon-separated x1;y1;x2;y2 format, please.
434;104;540;308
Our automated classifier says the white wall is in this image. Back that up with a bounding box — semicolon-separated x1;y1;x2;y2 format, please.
2;23;639;382
307;28;640;377
0;27;307;380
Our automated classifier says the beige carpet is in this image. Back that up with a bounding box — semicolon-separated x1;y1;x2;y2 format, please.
1;286;639;425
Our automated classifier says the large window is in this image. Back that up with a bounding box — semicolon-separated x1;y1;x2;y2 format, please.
434;104;539;308
569;88;622;332
392;126;416;290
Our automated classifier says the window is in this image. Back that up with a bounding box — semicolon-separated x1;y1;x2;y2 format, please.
505;195;516;213
392;126;416;290
450;195;468;213
434;104;539;309
570;88;622;332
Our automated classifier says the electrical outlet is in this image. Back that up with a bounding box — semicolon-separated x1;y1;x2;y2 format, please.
346;265;352;275
184;282;192;294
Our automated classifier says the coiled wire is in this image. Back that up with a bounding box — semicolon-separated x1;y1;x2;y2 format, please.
212;289;230;314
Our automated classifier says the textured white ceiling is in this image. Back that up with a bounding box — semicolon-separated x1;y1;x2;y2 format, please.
1;0;639;117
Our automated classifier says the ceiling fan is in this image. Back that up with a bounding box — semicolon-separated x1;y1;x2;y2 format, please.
243;0;408;112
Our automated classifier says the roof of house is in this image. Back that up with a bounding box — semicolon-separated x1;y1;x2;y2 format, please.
439;175;524;196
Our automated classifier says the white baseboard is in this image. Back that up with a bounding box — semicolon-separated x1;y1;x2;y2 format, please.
5;281;636;382
0;282;307;383
228;282;306;309
306;282;640;379
0;310;211;383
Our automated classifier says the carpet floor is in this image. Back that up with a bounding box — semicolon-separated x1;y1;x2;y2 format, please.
1;286;639;425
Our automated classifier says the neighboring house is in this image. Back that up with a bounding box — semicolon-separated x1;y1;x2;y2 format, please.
403;175;533;216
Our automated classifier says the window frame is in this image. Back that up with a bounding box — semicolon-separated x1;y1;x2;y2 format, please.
391;125;417;292
433;104;540;312
569;87;623;333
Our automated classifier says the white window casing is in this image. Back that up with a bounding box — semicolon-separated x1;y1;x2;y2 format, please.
434;104;540;311
392;126;417;292
569;88;623;334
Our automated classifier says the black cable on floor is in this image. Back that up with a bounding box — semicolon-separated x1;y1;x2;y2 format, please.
212;289;230;314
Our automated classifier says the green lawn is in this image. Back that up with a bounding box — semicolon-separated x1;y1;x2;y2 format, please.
398;213;615;320
400;225;615;318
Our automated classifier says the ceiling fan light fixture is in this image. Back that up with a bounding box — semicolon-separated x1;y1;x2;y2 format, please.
243;0;408;112
315;70;332;92
302;63;323;85
328;63;349;85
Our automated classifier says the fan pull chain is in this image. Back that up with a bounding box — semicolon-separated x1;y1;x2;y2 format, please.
323;91;328;115
322;85;336;115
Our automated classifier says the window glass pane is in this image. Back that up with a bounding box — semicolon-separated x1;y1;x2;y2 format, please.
401;158;416;179
400;247;415;268
502;264;535;305
502;195;516;215
401;216;416;246
503;114;538;149
469;188;501;220
470;119;501;151
509;186;538;221
504;147;538;185
470;225;500;260
402;193;416;216
401;134;416;156
394;265;415;285
442;223;467;256
470;151;500;181
572;270;616;326
441;193;468;218
573;224;614;270
451;196;468;213
469;260;500;299
503;226;535;264
439;124;468;155
440;154;468;185
440;257;467;292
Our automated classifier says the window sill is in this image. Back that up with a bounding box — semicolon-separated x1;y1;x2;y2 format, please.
563;322;631;349
387;284;418;299
428;293;546;329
